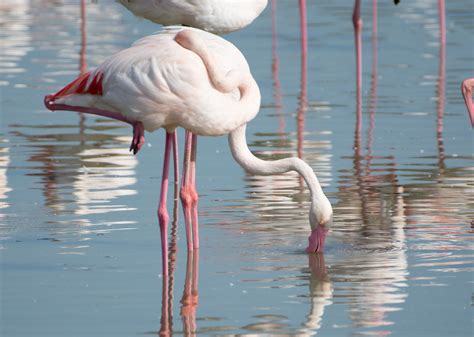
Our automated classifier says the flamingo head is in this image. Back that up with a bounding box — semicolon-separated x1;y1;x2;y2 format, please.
307;196;332;253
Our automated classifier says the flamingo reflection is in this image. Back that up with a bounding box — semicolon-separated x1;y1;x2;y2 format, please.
7;2;138;247
270;0;285;138
0;145;12;220
78;0;88;138
299;253;333;336
334;5;409;331
436;0;446;173
159;196;200;336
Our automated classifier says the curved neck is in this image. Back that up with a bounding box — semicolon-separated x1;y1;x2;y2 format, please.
175;29;246;93
228;124;325;202
175;29;261;125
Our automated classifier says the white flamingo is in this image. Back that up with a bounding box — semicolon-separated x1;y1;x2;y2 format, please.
44;27;333;274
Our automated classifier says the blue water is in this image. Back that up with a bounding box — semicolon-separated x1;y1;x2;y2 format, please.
1;0;472;336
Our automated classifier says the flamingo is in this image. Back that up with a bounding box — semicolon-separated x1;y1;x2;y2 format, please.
117;0;268;35
116;0;269;252
461;78;474;127
44;27;333;274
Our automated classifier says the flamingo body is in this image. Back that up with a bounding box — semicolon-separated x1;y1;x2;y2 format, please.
117;0;268;34
48;27;260;136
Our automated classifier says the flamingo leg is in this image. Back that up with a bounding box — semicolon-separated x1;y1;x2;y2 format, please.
180;131;199;250
353;0;363;154
181;131;195;251
45;97;146;155
298;0;308;66
353;0;362;104
172;131;179;190
158;131;174;277
190;133;199;249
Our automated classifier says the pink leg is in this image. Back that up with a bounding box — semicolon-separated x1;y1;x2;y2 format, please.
172;131;179;189
306;226;329;253
158;131;174;277
353;0;363;148
180;131;199;251
190;134;199;249
181;131;194;251
298;0;308;70
271;0;285;138
79;0;87;76
44;97;147;155
353;0;363;103
462;78;474;127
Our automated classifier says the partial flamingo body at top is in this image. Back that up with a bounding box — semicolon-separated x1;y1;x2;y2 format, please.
117;0;268;34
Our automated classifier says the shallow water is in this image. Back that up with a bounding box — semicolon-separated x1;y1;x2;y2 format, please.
1;0;473;336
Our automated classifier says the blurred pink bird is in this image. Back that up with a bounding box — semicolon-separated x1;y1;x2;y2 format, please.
461;78;474;127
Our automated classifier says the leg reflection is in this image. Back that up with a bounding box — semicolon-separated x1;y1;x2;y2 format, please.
301;253;333;334
159;181;180;336
180;249;200;336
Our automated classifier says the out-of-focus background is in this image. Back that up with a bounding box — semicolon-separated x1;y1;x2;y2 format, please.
0;0;472;336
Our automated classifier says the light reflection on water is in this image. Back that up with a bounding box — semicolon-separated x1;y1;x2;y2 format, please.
1;0;473;336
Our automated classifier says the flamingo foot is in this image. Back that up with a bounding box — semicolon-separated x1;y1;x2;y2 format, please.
306;226;328;253
129;121;145;155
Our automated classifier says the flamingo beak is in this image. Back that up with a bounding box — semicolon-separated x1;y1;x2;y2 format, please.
306;225;329;253
394;0;400;4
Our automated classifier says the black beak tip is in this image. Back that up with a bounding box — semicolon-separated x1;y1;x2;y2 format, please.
394;0;400;5
44;94;54;110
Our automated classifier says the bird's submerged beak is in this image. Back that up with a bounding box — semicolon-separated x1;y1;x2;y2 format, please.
306;225;329;253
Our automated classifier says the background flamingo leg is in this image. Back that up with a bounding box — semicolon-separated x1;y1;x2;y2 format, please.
353;0;363;106
158;131;174;277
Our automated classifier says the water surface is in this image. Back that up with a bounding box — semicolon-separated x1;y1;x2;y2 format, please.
1;0;473;336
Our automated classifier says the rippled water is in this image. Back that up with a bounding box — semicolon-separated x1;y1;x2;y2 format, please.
1;0;472;336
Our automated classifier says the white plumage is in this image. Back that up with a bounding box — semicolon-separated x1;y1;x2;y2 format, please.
52;27;261;136
117;0;268;34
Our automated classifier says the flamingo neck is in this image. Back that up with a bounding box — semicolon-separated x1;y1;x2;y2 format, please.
228;124;332;228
